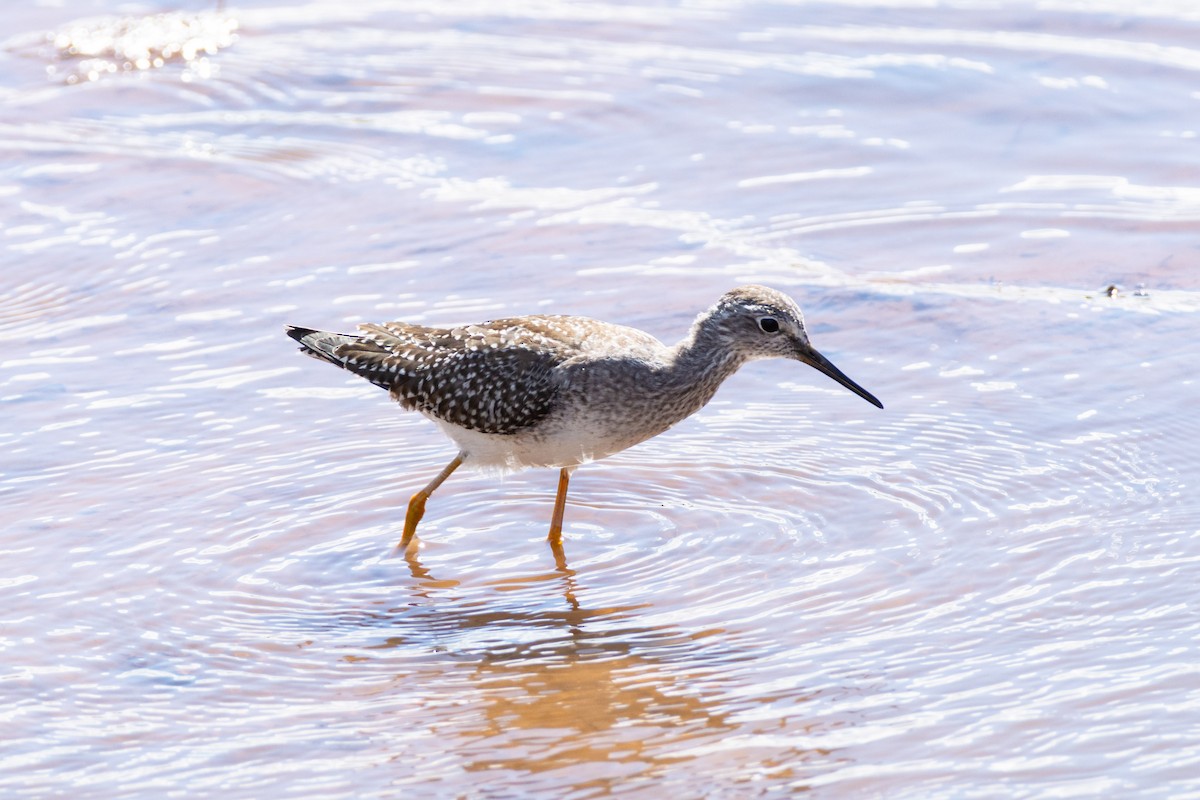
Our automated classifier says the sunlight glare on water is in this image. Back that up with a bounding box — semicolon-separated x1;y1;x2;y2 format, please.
1;0;1199;797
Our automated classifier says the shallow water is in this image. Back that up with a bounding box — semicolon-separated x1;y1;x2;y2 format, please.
2;1;1199;797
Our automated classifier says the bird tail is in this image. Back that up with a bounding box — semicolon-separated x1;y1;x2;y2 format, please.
285;325;362;368
286;324;412;392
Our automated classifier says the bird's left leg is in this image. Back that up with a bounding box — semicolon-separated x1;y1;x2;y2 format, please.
399;452;464;548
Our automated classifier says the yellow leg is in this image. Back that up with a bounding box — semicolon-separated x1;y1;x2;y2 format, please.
399;453;464;549
547;467;571;544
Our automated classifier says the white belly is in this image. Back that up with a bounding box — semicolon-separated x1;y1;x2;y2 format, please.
431;414;642;472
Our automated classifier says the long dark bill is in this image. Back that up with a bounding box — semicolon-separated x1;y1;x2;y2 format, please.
797;346;884;409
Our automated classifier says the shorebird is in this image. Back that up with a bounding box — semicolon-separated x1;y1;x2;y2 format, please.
286;285;882;549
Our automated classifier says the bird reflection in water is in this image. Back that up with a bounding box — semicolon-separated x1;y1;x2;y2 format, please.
369;554;746;783
400;539;580;610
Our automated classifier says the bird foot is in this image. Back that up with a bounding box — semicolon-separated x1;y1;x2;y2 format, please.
399;492;427;548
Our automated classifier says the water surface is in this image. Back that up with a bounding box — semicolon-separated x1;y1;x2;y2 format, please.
2;1;1198;797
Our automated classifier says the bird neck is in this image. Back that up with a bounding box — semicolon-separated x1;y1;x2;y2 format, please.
662;318;746;407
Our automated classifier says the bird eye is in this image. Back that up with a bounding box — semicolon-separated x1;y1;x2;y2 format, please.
758;316;780;333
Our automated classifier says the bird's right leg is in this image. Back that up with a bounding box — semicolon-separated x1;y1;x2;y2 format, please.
399;453;464;548
547;467;572;545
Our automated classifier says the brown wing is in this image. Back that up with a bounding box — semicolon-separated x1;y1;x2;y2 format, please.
305;320;572;435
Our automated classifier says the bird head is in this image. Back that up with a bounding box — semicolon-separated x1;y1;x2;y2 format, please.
707;285;883;409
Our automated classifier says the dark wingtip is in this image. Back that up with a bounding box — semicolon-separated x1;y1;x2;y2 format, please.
285;325;317;345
